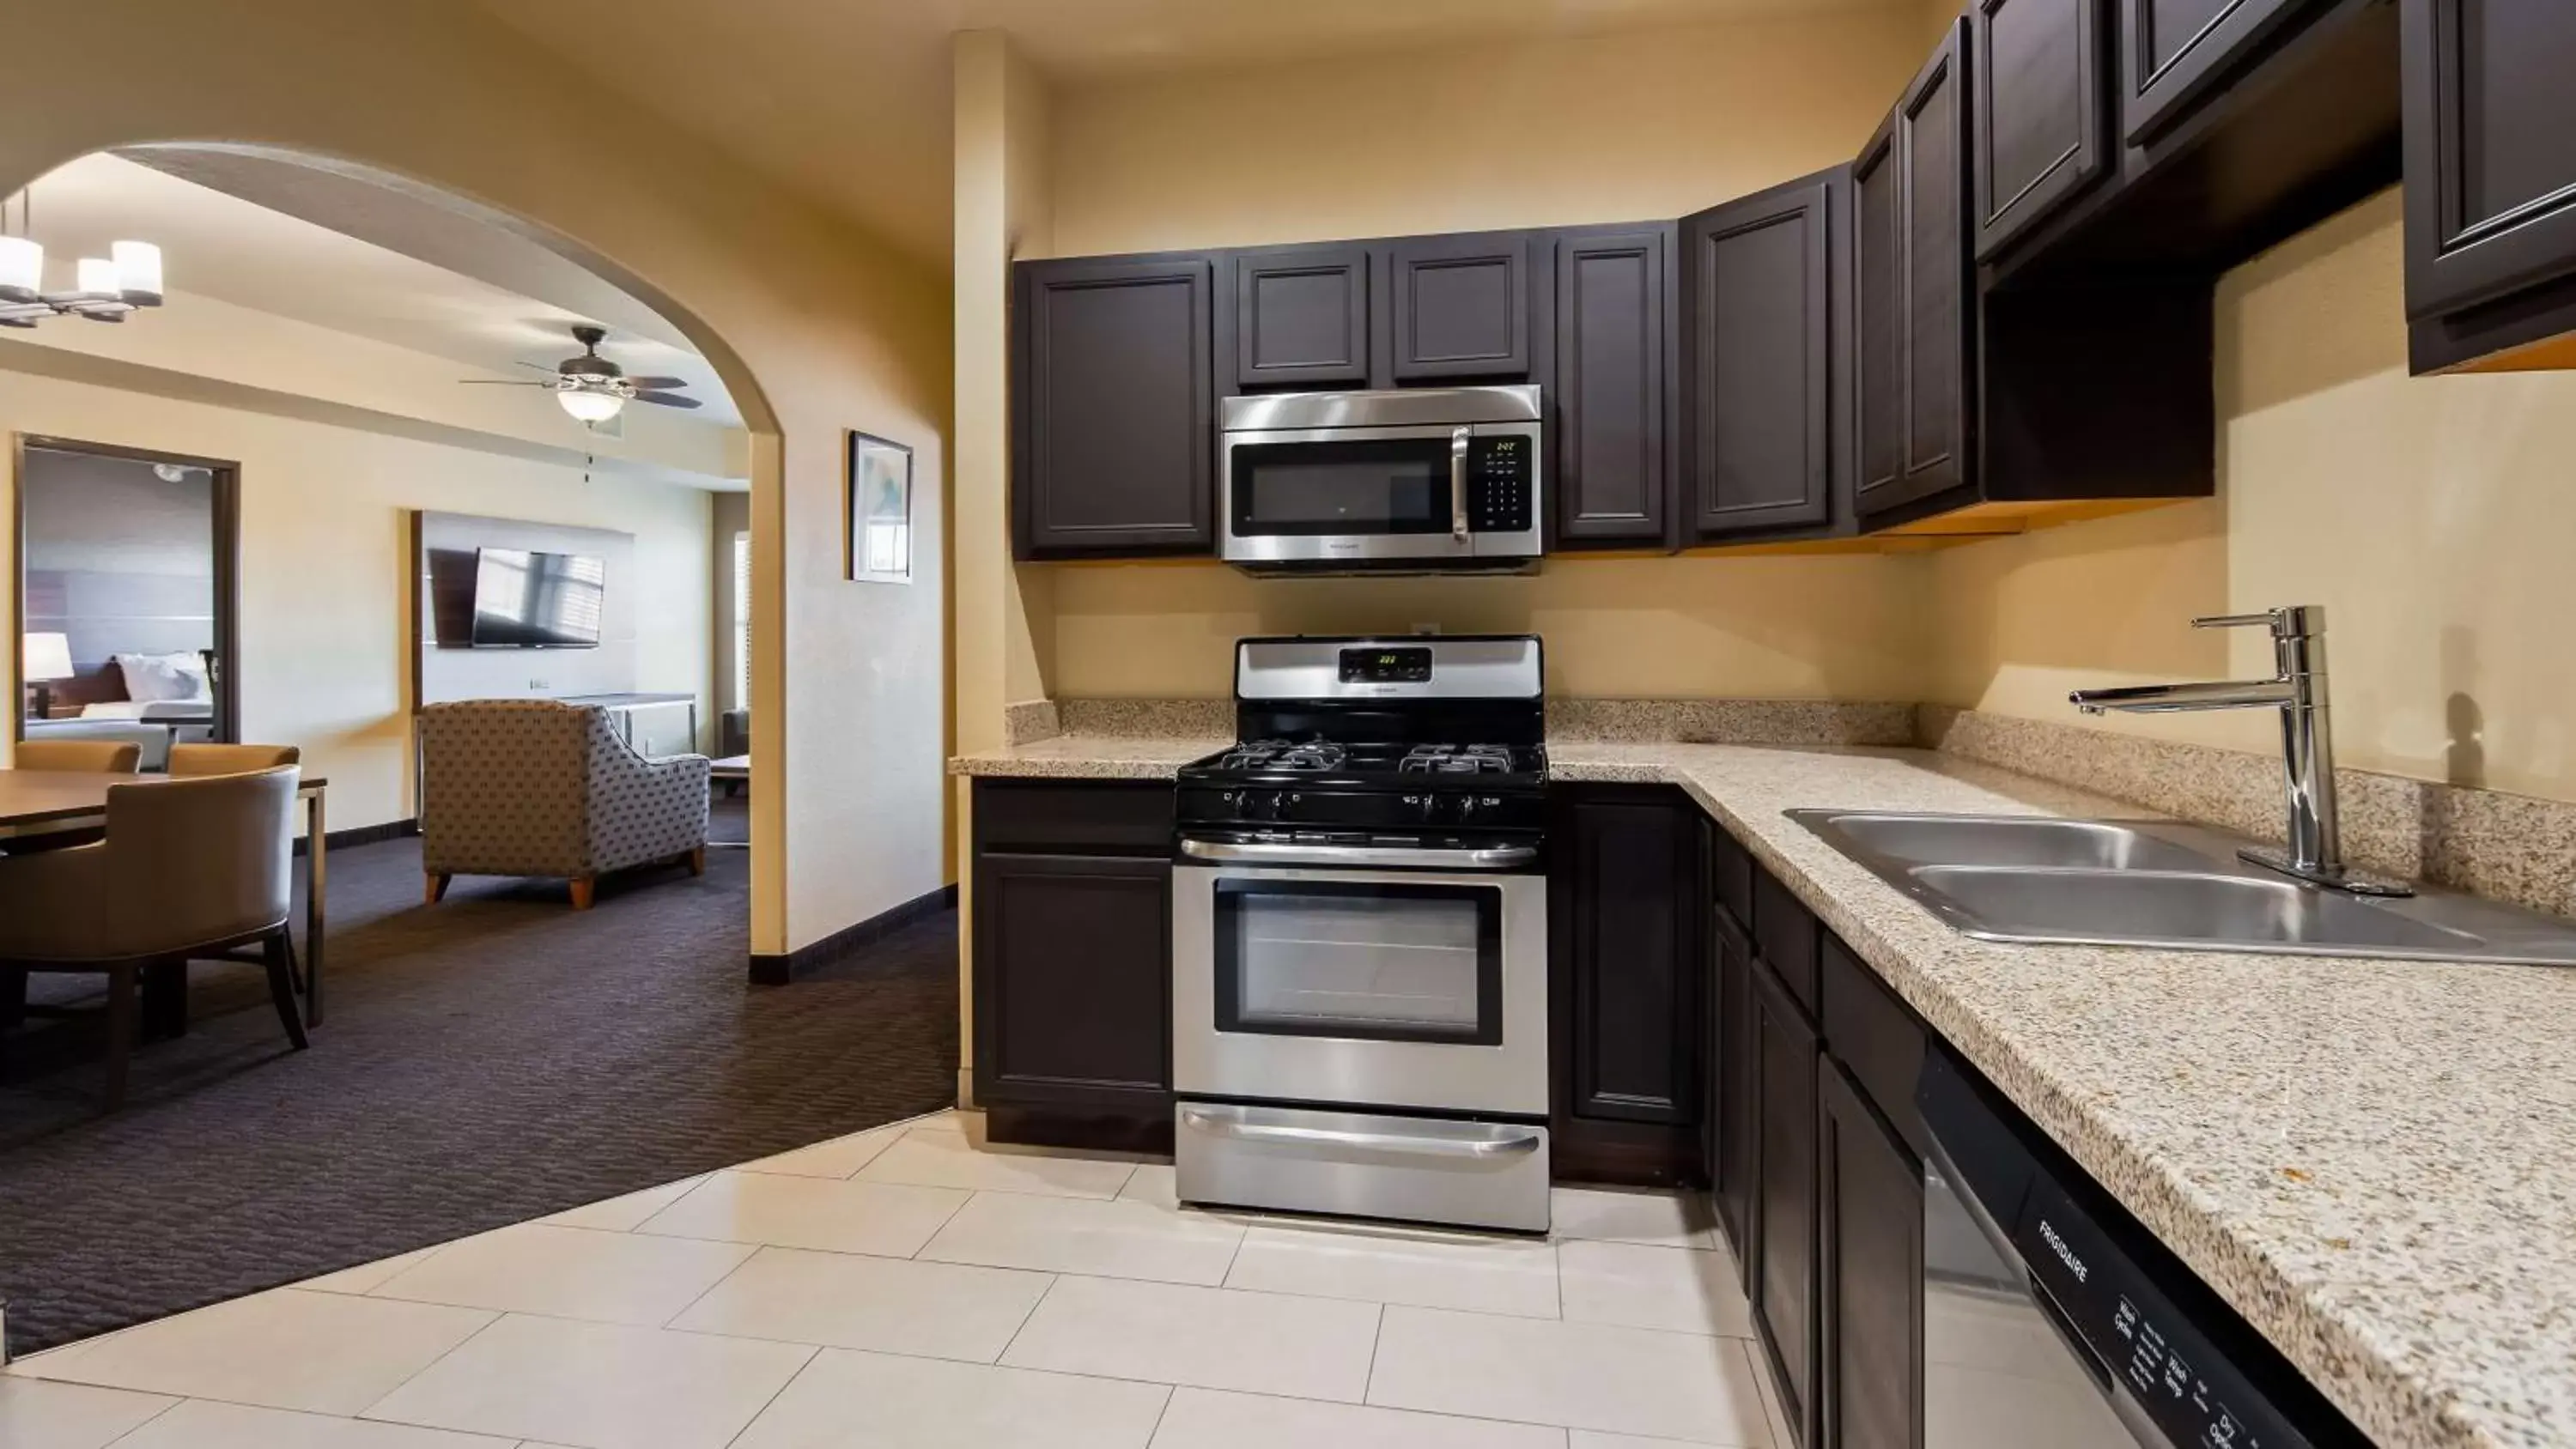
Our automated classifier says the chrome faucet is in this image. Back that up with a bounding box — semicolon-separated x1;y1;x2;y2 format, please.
2068;605;2407;896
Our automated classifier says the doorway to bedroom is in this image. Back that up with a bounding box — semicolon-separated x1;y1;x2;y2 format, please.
11;436;239;761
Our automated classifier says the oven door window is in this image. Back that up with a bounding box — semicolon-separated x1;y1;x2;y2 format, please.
1230;438;1455;537
1212;879;1502;1045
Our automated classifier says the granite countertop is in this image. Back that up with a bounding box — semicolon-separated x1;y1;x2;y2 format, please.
951;736;2576;1448
949;733;1230;779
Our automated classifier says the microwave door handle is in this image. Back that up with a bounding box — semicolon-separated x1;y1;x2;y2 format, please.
1450;426;1471;543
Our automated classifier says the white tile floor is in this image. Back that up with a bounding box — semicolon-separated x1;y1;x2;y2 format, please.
4;1111;1792;1449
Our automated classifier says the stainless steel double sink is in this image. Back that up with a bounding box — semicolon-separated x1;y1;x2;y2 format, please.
1789;810;2576;966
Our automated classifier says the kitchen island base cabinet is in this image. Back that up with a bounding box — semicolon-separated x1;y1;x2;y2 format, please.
970;780;1176;1152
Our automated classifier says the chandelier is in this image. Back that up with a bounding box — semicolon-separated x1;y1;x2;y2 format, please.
0;189;165;327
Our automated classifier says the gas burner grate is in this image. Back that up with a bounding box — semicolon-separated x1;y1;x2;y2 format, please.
1399;743;1518;774
1218;739;1349;773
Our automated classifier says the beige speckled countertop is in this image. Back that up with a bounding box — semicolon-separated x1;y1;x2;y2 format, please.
951;736;2576;1449
950;733;1230;779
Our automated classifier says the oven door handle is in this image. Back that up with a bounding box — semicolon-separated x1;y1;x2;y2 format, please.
1182;1109;1544;1160
1179;837;1537;870
1449;425;1472;543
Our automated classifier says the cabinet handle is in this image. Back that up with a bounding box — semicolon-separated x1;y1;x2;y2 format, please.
1182;1109;1542;1160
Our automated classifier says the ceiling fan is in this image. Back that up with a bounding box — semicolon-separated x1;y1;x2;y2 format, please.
463;323;702;425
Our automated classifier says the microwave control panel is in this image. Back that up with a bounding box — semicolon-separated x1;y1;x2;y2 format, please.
1467;434;1534;533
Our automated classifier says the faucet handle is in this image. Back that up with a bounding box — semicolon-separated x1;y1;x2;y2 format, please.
2192;606;2324;638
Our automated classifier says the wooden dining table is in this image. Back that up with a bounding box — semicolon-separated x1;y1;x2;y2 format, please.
0;769;332;1028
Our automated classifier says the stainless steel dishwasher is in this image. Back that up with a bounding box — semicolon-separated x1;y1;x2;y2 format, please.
1917;1046;2371;1448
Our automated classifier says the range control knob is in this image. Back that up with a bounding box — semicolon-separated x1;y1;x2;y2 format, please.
1402;792;1437;822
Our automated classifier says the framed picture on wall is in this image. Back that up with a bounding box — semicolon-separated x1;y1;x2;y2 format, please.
846;430;913;584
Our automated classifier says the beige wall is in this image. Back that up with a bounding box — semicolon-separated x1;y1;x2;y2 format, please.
999;9;1941;706
3;367;713;831
4;0;951;955
1931;188;2576;803
1051;555;1930;700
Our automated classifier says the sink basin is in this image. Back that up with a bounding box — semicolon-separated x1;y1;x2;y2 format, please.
1785;808;2576;966
1910;866;2485;954
1814;813;2206;871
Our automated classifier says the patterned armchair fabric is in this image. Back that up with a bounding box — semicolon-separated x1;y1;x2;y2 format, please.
419;700;709;882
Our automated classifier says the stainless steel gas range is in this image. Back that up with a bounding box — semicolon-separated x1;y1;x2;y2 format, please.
1169;634;1551;1233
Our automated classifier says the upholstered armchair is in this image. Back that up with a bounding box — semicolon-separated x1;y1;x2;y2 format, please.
417;700;710;908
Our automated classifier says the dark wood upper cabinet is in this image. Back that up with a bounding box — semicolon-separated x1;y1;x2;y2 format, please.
1683;171;1844;541
2402;0;2576;365
1819;1058;1924;1449
1230;245;1370;389
1012;254;1214;559
1387;233;1533;381
1856;21;1977;523
1972;0;2111;260
2118;0;2320;145
1549;225;1676;547
1750;956;1822;1446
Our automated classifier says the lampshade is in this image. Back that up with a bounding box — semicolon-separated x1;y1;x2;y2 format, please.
557;388;624;423
112;239;163;303
75;256;118;298
22;632;74;683
0;235;38;303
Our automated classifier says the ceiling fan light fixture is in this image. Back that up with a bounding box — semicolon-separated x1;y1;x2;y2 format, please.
557;387;625;423
112;239;163;305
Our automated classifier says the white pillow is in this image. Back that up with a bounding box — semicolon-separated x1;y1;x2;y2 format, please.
114;651;211;704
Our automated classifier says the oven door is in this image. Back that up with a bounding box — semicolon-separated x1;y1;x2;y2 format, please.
1171;843;1547;1117
1219;422;1541;567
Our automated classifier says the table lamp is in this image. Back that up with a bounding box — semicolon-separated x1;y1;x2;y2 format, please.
22;632;73;719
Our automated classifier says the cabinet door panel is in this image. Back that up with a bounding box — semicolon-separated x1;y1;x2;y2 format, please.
1972;0;2109;259
1563;793;1702;1125
1714;912;1759;1264
1554;227;1672;544
1856;23;1975;521
2119;0;2313;145
1016;257;1213;556
1389;234;1531;380
1752;960;1820;1445
2403;0;2576;317
1233;246;1370;388
972;852;1172;1112
1686;174;1837;538
1820;1058;1924;1449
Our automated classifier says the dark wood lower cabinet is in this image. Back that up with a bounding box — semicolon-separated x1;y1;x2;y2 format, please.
1751;956;1822;1446
1552;785;1707;1186
1712;910;1759;1258
1820;1058;1925;1449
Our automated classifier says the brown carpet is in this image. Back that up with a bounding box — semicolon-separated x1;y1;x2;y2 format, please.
0;800;959;1355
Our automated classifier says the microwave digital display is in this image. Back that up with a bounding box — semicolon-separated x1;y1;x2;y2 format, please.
1340;646;1434;684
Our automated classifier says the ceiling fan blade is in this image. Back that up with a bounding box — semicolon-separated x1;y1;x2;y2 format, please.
632;391;703;409
515;359;562;374
459;379;549;386
622;375;690;391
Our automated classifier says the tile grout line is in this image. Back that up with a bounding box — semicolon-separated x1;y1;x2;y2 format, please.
347;1308;508;1426
1359;1300;1386;1409
1139;1381;1178;1448
91;1389;186;1448
991;1270;1065;1367
655;1242;772;1331
712;1340;823;1449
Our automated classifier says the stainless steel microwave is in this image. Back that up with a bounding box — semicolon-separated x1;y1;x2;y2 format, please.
1217;385;1544;573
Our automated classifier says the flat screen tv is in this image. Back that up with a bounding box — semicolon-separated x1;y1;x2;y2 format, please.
469;547;605;649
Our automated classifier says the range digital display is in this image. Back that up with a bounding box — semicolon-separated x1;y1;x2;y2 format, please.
1340;646;1433;683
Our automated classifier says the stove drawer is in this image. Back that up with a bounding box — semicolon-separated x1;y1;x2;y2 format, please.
1176;1101;1550;1233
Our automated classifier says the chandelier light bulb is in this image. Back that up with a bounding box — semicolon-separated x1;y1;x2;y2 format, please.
556;388;625;423
112;239;163;304
0;235;39;303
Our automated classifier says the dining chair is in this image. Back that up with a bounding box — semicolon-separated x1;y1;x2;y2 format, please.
13;740;143;773
167;743;301;777
0;767;308;1107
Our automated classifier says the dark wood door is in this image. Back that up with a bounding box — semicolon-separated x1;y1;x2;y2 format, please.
1684;172;1841;540
1971;0;2110;260
1550;226;1674;546
1557;789;1703;1127
1713;909;1759;1265
1230;245;1371;389
971;852;1173;1114
1820;1058;1924;1449
1855;22;1976;522
2117;0;2317;144
2402;0;2576;318
1751;957;1822;1446
1014;255;1214;558
1387;233;1532;381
